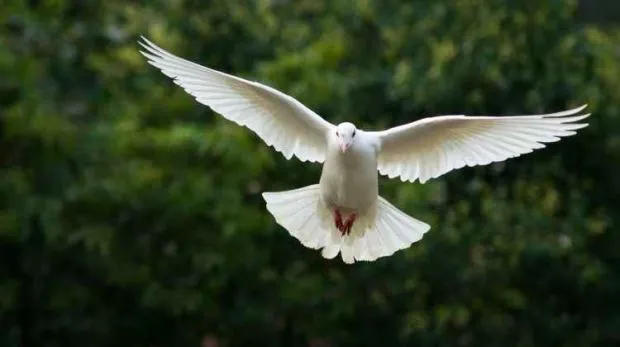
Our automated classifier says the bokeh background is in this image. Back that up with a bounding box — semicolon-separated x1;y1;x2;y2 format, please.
2;0;620;346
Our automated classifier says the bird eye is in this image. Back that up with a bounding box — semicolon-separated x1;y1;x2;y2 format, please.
352;130;356;138
336;131;340;136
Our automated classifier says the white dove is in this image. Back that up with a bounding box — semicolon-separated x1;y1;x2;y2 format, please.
138;36;590;264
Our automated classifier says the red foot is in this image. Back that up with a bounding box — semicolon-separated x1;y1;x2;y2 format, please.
334;209;356;236
334;209;344;231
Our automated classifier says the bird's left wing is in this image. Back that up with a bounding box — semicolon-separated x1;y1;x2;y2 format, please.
369;105;590;183
139;36;334;163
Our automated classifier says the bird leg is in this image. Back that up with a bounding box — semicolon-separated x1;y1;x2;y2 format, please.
334;209;344;232
334;209;356;236
343;213;357;236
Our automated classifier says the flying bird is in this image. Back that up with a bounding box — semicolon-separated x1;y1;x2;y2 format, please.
138;36;590;264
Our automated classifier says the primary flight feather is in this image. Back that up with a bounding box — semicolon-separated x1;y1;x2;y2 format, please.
139;36;590;264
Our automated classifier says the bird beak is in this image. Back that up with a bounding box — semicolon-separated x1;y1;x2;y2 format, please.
340;143;348;153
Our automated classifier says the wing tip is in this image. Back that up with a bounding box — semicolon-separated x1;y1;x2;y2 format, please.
540;103;589;118
565;103;588;115
137;35;173;62
574;103;588;113
137;34;154;47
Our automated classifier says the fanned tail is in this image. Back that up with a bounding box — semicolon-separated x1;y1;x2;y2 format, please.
263;186;431;264
263;185;340;251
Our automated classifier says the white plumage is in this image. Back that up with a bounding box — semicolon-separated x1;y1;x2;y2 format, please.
370;107;589;183
139;36;590;264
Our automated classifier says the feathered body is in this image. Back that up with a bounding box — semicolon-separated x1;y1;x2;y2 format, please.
139;36;591;264
320;129;379;216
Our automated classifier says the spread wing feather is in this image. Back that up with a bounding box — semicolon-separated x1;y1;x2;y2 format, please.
139;36;334;163
370;105;590;183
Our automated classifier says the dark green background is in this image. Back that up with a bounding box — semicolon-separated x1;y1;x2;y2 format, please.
2;0;619;346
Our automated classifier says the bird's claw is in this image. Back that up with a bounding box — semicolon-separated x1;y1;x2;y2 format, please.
334;209;356;236
334;209;344;231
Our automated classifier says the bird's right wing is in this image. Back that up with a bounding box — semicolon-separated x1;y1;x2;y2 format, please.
139;36;334;163
369;105;590;183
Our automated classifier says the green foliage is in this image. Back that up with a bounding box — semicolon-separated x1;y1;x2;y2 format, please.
1;0;619;346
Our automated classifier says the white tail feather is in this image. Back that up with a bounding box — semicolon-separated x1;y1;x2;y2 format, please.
262;185;431;264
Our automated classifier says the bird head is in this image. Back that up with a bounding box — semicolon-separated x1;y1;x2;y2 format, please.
335;122;357;153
